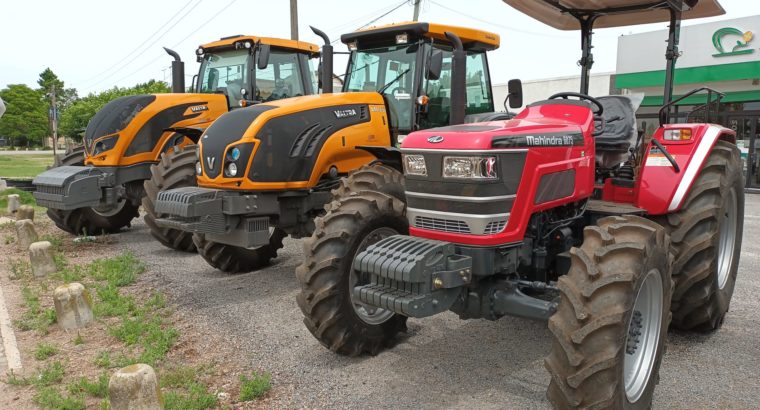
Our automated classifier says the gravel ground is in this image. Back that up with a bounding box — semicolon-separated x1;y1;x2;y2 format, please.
117;194;760;409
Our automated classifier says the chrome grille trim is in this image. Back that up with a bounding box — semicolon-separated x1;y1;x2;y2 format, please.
406;191;515;202
408;208;510;236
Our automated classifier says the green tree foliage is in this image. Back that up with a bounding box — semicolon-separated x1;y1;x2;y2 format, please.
37;68;78;111
0;84;48;147
59;80;171;141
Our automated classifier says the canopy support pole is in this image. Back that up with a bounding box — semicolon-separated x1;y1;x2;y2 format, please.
662;5;683;123
577;15;598;96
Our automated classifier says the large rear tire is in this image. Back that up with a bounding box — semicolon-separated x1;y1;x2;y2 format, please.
142;145;198;252
546;215;672;410
655;140;744;331
296;163;408;356
46;146;139;235
192;228;286;274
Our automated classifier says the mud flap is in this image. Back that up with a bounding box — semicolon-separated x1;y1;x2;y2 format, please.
32;166;106;210
353;235;472;318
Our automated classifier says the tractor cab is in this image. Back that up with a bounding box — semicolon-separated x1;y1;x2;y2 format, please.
340;22;506;141
194;35;320;108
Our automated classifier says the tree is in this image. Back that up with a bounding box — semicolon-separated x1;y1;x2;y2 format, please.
0;84;48;147
37;68;78;110
59;80;171;141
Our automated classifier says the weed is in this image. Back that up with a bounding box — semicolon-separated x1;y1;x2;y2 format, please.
34;343;59;361
145;292;166;309
6;369;31;386
73;333;84;345
15;286;57;334
4;234;14;244
238;372;271;401
93;284;137;317
109;312;178;366
9;259;30;280
33;386;85;410
89;252;144;286
94;351;111;369
68;373;109;398
164;382;218;410
33;361;65;387
160;365;199;388
40;234;64;252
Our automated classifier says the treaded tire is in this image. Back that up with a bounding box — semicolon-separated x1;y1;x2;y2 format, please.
296;164;408;356
192;228;286;274
654;140;744;331
545;215;672;410
46;146;139;235
142;145;198;252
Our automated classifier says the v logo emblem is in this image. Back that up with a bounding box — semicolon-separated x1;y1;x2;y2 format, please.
206;156;216;170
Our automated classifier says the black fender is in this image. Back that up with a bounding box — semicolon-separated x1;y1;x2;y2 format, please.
357;146;402;172
164;126;205;144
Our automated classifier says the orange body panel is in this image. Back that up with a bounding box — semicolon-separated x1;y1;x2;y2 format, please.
85;93;228;167
197;92;391;191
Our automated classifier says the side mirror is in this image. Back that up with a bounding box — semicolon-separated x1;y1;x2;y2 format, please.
426;50;443;81
257;44;271;70
506;78;523;109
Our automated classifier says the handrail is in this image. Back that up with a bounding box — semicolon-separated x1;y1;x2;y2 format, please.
659;87;725;126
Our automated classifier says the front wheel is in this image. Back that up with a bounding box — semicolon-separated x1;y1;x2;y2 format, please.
192;228;286;274
545;215;673;409
296;164;408;356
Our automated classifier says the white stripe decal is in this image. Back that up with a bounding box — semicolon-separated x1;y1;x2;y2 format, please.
667;126;724;212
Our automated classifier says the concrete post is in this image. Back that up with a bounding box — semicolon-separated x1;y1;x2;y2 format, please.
29;241;56;278
53;283;93;330
17;205;34;221
15;219;38;249
109;364;164;410
0;179;7;191
7;194;20;213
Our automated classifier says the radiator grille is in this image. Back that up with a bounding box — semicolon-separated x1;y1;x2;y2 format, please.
483;220;507;235
37;185;65;195
414;216;471;234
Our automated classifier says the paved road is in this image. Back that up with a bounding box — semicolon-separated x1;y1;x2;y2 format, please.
119;195;760;409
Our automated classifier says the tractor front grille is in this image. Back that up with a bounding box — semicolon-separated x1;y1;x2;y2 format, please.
484;220;507;235
414;216;471;234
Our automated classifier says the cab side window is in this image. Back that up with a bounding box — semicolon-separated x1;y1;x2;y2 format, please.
256;50;306;102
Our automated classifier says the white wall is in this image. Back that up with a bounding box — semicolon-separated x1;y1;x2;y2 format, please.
492;73;614;112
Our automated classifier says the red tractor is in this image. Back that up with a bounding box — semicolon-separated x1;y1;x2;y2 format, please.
296;1;743;408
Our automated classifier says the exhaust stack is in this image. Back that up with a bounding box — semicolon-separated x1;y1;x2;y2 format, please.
163;47;185;93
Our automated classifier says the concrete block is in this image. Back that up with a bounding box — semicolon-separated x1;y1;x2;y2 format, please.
29;241;56;278
17;205;34;221
0;179;7;191
53;283;93;330
7;194;20;213
15;219;38;249
109;364;164;410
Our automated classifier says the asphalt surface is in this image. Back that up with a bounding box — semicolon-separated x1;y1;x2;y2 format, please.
118;194;760;409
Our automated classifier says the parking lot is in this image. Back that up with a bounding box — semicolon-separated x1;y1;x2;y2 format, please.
108;193;760;409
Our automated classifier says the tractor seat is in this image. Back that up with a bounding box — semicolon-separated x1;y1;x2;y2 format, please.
595;96;638;168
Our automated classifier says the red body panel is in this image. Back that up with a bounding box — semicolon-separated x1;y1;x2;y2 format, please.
634;123;735;214
403;102;595;246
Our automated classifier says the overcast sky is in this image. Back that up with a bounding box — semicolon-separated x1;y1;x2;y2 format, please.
1;0;758;94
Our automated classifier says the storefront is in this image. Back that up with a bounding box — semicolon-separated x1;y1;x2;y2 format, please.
616;15;760;190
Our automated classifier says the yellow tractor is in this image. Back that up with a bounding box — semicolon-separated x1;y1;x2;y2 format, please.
152;22;520;272
33;35;319;245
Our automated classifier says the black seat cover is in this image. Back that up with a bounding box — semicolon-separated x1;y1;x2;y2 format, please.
595;96;636;152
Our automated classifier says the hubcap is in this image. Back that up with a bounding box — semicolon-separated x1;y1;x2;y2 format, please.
624;270;664;403
92;198;127;217
716;187;738;290
349;227;398;325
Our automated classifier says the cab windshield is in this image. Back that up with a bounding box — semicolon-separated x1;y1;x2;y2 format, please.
198;48;308;108
344;44;418;132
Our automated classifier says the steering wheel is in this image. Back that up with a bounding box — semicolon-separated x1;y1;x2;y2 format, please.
549;92;606;136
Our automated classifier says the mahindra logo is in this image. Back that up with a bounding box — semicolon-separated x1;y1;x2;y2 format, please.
206;156;216;170
427;135;444;143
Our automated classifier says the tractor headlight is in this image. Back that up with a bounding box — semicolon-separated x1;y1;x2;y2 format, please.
196;161;202;176
403;154;427;176
225;162;238;177
442;156;497;179
229;147;241;161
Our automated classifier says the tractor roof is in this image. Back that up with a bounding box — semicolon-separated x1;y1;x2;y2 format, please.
503;0;725;30
200;35;320;54
341;21;500;51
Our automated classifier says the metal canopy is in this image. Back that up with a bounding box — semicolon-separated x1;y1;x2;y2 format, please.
503;0;725;30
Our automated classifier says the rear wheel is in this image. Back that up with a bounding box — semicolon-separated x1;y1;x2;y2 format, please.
192;228;286;274
296;163;408;356
46;146;139;235
545;215;672;409
142;145;198;252
655;140;744;331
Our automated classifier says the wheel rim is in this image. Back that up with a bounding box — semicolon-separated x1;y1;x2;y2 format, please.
716;187;738;290
92;198;126;217
349;227;398;325
624;269;664;403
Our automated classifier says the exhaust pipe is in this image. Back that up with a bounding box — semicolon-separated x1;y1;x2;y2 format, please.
310;26;333;94
445;32;466;125
163;47;185;93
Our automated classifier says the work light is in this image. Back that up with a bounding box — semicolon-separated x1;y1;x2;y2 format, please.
226;162;238;177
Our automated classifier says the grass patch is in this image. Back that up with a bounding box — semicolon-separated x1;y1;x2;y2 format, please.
33;386;85;410
0;187;36;210
94;351;112;369
0;153;55;178
73;333;84;345
93;284;137;317
160;365;199;388
108;312;178;366
89;252;144;286
9;259;31;280
164;382;218;410
34;343;59;361
40;234;64;252
15;286;56;334
67;373;109;398
238;372;271;401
